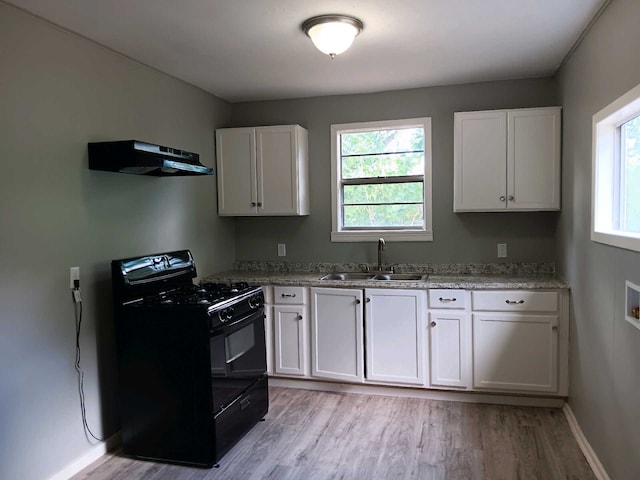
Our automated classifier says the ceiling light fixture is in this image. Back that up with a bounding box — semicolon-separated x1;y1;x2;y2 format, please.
302;14;364;59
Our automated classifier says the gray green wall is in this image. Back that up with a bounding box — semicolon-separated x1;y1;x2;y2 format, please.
0;4;233;480
230;79;559;265
556;0;640;478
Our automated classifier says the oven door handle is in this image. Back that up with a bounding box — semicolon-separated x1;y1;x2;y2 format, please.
226;349;249;364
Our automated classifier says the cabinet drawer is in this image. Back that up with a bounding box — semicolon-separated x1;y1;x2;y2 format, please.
273;286;306;304
428;289;466;309
472;291;558;312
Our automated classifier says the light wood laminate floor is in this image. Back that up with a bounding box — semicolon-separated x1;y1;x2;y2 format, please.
72;387;596;480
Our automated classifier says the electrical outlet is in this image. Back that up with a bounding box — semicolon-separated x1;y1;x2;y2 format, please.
497;243;508;258
70;267;80;289
277;243;286;257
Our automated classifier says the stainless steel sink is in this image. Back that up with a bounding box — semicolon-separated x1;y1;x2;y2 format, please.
371;273;428;281
320;272;376;281
320;272;428;281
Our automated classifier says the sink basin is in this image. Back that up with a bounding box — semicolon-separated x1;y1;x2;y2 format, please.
372;273;428;281
320;272;428;282
320;273;375;281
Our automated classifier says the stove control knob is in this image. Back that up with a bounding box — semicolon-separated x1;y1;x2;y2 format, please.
218;307;234;323
248;295;262;309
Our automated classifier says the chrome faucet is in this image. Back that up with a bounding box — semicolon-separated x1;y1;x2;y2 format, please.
377;238;385;272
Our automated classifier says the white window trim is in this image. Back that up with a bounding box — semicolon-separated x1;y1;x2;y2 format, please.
330;117;433;242
592;82;640;252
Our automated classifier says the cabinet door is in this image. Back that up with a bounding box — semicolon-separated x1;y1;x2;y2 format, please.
310;288;364;383
473;313;558;392
215;128;258;215
428;312;469;388
256;125;309;215
365;289;425;385
454;111;508;211
507;107;561;210
273;305;308;377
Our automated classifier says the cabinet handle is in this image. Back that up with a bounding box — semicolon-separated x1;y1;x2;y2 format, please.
508;195;514;201
250;202;257;207
438;297;457;302
355;299;361;304
257;202;263;207
505;299;525;304
281;293;296;298
297;315;303;320
499;195;506;202
430;321;437;327
365;298;371;303
552;325;558;331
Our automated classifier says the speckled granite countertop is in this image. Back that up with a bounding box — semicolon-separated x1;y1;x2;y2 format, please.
203;262;569;290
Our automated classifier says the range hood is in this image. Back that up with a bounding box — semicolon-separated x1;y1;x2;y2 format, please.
88;140;214;176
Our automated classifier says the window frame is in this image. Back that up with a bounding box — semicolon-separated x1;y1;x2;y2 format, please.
592;82;640;252
330;117;433;242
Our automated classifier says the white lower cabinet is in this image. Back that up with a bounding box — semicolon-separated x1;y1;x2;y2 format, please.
472;313;558;393
273;305;308;376
471;290;563;394
264;284;567;398
310;287;364;382
272;286;309;377
364;289;426;386
428;312;470;389
427;289;470;389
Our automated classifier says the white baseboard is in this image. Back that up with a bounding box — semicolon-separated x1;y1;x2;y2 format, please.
269;377;565;408
562;404;611;480
48;432;121;480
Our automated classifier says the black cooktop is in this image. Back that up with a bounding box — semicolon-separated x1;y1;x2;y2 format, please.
132;282;255;308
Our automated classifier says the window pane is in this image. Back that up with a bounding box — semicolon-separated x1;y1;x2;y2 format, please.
344;204;424;228
341;127;424;156
331;117;432;239
622;115;640;233
343;182;423;205
342;152;424;179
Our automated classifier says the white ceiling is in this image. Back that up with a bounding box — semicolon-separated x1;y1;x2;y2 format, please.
6;0;607;103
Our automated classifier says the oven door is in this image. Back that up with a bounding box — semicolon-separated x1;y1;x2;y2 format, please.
209;309;266;413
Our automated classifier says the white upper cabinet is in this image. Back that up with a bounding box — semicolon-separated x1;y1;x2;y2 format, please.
215;125;309;216
453;107;561;212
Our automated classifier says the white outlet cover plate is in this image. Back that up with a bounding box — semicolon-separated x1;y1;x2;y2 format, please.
70;267;80;288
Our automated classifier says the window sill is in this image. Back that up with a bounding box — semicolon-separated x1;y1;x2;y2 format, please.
331;230;433;242
591;230;640;253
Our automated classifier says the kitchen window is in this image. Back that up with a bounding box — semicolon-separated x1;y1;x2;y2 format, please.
330;118;433;242
592;82;640;252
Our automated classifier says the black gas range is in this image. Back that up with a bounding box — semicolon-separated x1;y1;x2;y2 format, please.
111;250;268;467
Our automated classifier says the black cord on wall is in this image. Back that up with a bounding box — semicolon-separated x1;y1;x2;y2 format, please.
73;288;106;442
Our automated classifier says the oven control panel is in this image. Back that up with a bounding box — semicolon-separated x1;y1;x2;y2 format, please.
208;288;264;330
